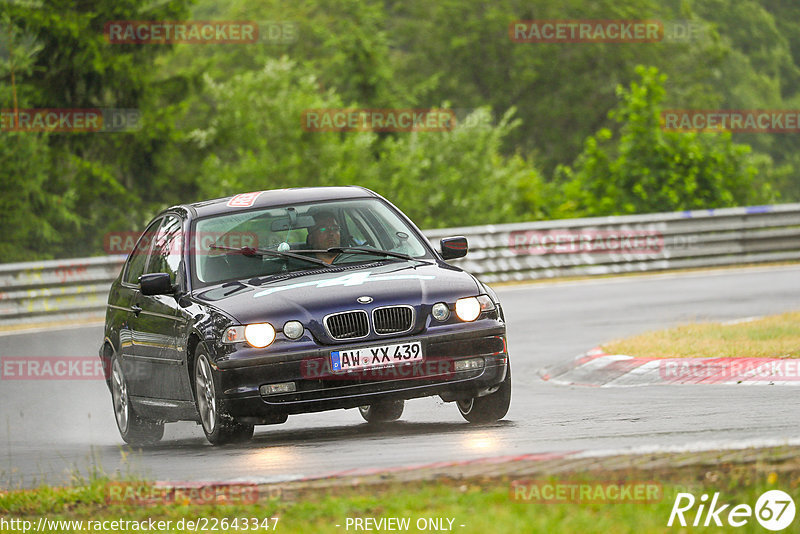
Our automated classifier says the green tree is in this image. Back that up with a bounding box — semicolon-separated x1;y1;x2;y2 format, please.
374;108;550;229
0;11;77;260
181;57;381;198
557;65;774;217
0;133;83;261
701;0;800;202
179;57;549;228
386;0;732;174
163;0;402;108
1;0;193;258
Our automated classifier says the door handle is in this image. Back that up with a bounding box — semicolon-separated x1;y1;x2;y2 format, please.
130;304;143;316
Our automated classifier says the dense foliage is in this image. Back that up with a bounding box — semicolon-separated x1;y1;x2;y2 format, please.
0;0;796;260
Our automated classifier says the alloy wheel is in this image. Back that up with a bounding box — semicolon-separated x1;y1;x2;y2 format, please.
195;355;217;434
111;359;129;433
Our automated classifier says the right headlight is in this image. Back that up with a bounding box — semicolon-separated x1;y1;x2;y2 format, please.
455;295;495;322
223;323;277;348
245;323;276;348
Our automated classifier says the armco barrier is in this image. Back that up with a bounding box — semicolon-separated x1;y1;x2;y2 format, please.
0;256;125;326
426;203;800;283
0;204;798;326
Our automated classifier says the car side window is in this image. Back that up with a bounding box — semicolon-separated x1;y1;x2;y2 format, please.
145;215;183;284
342;210;374;247
123;218;162;285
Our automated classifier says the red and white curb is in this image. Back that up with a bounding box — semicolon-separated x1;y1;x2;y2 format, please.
541;348;800;387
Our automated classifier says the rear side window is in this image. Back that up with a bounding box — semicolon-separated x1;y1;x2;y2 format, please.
123;218;161;285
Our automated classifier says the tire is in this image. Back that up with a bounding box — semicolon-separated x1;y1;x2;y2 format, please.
358;399;404;423
457;364;511;423
110;354;164;445
194;348;254;445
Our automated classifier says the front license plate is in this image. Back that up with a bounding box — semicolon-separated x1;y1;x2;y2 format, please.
331;341;423;372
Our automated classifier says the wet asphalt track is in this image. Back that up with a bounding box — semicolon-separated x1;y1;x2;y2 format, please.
1;265;799;488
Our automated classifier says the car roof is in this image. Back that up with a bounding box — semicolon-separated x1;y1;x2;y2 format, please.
169;186;379;219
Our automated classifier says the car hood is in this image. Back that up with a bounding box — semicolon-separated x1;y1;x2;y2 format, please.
192;261;481;327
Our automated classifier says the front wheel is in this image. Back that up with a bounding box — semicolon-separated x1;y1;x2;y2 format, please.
359;399;404;423
110;355;164;445
194;349;254;445
457;365;511;423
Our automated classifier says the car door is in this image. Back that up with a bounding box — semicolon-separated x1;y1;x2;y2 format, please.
118;217;161;397
129;214;189;400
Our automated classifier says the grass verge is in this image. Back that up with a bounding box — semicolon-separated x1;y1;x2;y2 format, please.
2;447;800;533
602;311;800;359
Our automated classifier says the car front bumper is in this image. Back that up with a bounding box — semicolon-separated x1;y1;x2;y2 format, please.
213;321;508;422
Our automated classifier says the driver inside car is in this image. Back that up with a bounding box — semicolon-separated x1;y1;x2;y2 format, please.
306;211;341;264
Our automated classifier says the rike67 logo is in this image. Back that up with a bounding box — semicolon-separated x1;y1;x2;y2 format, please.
668;490;796;531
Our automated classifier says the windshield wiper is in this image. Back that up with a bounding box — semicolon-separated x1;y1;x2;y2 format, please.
208;245;332;268
304;246;430;263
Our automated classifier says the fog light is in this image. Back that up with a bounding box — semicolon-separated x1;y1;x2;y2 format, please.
260;382;296;395
432;302;450;322
454;358;484;371
283;321;304;340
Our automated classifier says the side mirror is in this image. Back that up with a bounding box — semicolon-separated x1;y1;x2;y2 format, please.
440;236;468;260
139;273;174;296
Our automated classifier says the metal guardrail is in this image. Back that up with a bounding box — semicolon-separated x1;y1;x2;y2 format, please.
0;255;126;326
1;203;798;325
426;203;800;283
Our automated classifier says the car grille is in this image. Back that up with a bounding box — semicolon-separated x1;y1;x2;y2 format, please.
373;306;414;335
325;310;369;340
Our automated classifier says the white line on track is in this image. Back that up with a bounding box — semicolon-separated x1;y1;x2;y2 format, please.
492;264;800;291
570;436;800;460
0;321;103;338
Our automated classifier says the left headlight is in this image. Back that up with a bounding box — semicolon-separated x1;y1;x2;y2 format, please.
222;323;276;348
455;295;495;322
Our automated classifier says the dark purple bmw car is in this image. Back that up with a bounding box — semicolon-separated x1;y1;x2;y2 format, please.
100;186;510;445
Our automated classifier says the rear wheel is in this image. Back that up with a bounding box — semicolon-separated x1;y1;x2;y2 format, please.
110;355;164;445
359;399;404;423
194;348;254;445
457;365;511;423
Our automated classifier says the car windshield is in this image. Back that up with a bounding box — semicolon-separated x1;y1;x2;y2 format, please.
191;197;432;286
